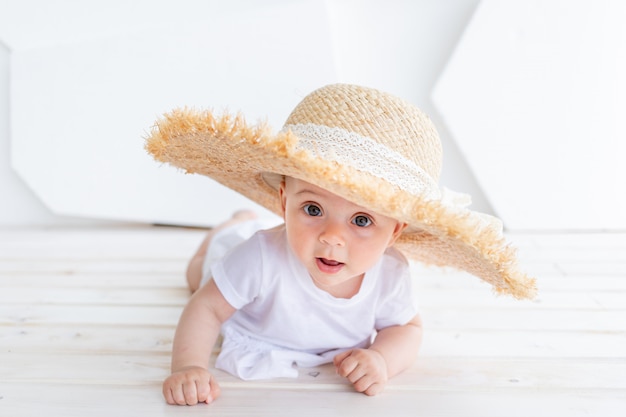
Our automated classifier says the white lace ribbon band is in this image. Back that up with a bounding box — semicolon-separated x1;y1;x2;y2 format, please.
282;123;441;199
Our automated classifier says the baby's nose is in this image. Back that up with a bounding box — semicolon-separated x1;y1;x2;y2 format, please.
319;222;346;247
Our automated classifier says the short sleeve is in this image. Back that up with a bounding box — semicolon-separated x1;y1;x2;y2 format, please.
210;233;265;309
374;252;419;330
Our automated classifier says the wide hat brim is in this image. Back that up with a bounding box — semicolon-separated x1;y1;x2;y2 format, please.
146;107;536;300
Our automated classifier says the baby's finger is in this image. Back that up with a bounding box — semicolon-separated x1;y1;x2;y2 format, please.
196;380;212;404
345;364;367;384
169;384;188;406
162;385;176;405
182;381;199;405
333;349;352;367
363;381;385;396
197;376;221;404
209;377;222;401
352;373;377;393
335;353;359;378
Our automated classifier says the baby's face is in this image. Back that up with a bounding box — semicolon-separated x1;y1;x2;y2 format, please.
279;177;406;296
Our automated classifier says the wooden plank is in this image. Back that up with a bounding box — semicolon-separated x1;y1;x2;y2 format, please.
0;287;189;306
1;283;624;310
0;226;205;259
420;308;626;332
2;353;626;391
0;382;624;417
3;323;624;358
0;305;182;326
0;271;185;288
516;247;626;262
508;232;626;250
419;330;626;358
4;267;625;292
415;260;626;278
556;262;626;276
0;259;187;274
412;266;626;291
1;324;176;354
2;304;625;331
416;289;626;310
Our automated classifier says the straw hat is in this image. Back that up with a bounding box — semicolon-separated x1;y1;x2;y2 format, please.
146;83;536;299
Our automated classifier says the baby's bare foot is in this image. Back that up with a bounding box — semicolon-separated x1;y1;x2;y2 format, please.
231;210;257;222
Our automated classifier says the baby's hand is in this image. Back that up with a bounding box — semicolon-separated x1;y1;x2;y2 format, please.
333;348;388;396
162;366;221;405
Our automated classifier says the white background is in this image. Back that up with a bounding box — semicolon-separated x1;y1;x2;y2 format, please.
1;0;623;230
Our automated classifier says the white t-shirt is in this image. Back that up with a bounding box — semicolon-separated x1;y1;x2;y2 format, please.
204;221;419;380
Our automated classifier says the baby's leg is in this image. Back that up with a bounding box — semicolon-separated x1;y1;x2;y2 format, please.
186;210;257;292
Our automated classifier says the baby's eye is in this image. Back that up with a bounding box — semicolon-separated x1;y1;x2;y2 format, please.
303;204;322;217
352;215;372;227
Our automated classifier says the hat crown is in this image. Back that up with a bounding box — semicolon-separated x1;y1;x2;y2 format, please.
283;84;443;185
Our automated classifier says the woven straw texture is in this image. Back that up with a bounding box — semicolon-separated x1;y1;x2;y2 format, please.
145;84;536;299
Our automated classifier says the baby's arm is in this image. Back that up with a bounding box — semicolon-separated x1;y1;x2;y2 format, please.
163;279;236;405
334;313;423;396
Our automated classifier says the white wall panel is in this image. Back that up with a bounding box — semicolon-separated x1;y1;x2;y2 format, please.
434;0;626;230
4;0;335;226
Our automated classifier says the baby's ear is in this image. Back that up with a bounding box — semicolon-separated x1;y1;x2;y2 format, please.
278;180;287;216
389;222;408;246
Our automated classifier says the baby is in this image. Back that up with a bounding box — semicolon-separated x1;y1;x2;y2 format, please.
145;83;536;406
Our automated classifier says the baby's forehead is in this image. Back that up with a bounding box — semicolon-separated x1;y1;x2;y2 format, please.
283;177;343;201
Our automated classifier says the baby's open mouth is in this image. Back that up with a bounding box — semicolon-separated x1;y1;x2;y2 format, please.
316;258;345;274
318;258;343;266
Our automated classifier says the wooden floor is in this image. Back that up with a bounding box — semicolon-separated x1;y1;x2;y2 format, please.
1;226;625;416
